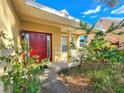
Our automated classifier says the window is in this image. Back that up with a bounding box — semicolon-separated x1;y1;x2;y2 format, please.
47;35;51;58
61;36;67;52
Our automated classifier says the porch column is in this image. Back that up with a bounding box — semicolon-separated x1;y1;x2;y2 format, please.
67;28;72;63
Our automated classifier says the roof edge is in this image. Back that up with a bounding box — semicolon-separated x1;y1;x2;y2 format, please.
26;0;80;23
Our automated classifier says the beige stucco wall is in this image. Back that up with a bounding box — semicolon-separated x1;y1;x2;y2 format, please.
0;0;21;92
0;0;21;56
21;21;62;62
21;21;80;62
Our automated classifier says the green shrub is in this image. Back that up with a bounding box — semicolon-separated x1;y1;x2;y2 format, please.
0;31;49;93
78;37;124;93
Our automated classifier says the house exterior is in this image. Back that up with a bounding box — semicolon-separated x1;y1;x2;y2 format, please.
87;17;124;44
96;17;124;44
0;0;85;63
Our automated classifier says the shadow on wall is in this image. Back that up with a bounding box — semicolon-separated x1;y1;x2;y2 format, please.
0;0;21;70
0;0;20;50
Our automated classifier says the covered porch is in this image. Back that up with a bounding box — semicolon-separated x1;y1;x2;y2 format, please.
11;0;85;63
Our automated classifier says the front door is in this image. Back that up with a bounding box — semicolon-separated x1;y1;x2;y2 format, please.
28;32;52;61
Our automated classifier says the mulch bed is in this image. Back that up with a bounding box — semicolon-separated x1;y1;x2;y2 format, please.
57;62;116;93
58;74;93;93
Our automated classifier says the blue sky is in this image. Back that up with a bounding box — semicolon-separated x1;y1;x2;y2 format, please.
36;0;124;24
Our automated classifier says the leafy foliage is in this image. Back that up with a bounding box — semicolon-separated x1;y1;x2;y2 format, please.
79;19;124;47
69;19;124;93
78;20;124;92
70;37;124;92
0;31;49;93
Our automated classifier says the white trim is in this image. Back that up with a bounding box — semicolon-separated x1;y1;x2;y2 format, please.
26;0;80;22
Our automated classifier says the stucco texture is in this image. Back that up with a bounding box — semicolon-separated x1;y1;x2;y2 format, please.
0;0;21;56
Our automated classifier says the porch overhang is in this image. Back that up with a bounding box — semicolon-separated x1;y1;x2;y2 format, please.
11;0;81;28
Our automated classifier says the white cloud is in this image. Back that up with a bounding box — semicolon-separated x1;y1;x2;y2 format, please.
81;5;101;15
111;5;124;14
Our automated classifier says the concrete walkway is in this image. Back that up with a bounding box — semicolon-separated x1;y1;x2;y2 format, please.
40;61;80;80
41;61;80;93
50;61;80;72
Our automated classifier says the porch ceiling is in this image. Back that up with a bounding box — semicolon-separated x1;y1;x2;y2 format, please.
11;0;85;35
11;0;80;27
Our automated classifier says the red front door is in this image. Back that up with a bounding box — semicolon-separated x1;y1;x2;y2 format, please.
29;32;49;61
